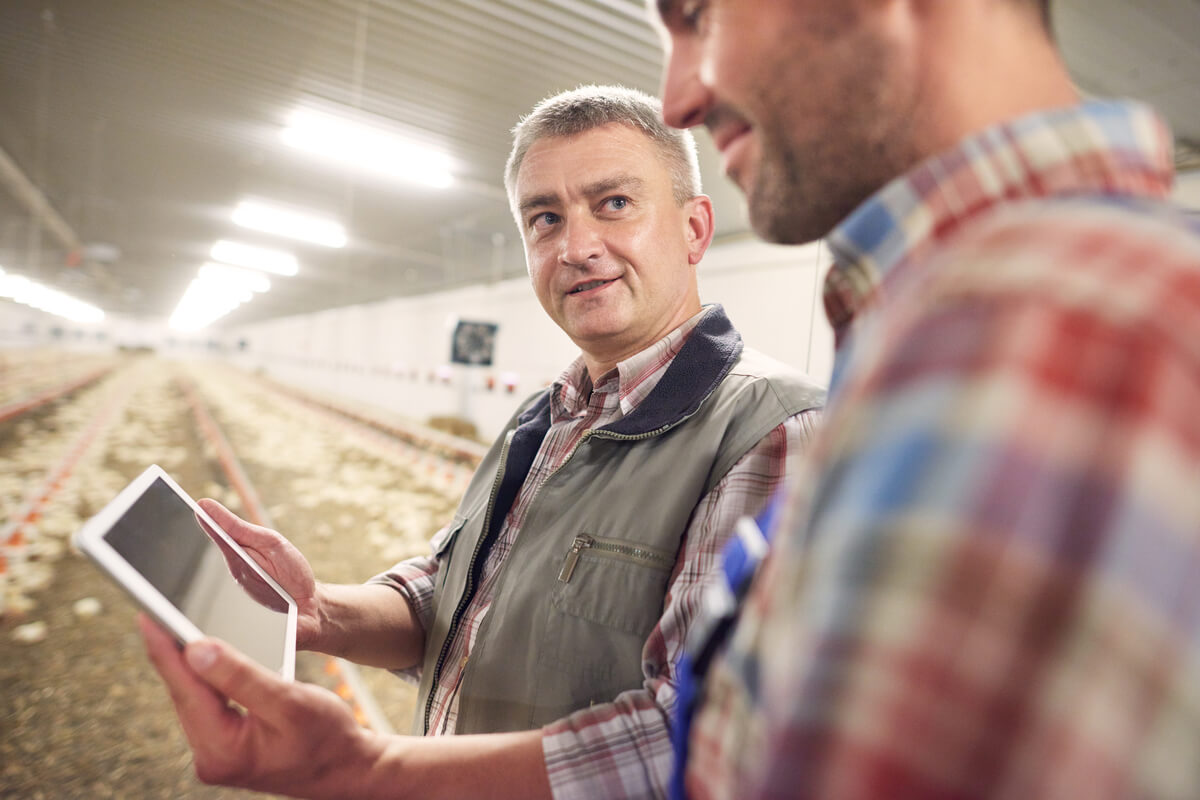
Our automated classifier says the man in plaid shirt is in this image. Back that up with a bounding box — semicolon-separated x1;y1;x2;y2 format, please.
653;0;1200;797
139;85;824;799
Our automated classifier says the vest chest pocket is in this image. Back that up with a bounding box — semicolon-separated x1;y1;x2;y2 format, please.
539;533;676;686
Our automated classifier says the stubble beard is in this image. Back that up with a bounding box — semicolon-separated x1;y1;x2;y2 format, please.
743;29;918;246
747;127;907;246
746;131;843;245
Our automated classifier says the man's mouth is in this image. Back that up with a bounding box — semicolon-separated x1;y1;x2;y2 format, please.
568;278;616;295
711;124;752;156
714;127;753;179
707;105;753;154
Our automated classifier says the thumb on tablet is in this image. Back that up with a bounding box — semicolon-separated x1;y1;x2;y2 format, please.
185;637;291;724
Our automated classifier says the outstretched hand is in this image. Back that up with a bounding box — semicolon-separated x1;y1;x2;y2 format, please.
197;498;323;649
138;614;384;799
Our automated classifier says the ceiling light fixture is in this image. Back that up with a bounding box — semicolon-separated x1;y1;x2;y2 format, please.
199;262;271;294
281;108;455;190
210;239;299;276
232;200;348;248
169;277;253;331
0;266;105;323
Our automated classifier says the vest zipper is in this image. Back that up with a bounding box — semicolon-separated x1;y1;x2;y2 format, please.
558;533;676;583
423;428;514;734
537;423;673;491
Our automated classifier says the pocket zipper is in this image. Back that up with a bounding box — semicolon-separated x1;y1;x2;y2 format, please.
557;533;675;583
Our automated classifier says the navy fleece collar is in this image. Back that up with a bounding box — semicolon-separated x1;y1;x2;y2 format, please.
516;304;743;436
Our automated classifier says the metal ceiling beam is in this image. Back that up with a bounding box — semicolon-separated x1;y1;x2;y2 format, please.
0;142;81;254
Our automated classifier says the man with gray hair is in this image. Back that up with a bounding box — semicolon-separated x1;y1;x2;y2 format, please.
139;84;825;799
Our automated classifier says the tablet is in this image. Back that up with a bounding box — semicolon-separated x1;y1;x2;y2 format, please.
73;464;297;680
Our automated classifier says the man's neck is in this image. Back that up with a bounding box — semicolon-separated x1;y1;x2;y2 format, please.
579;306;704;384
912;2;1080;161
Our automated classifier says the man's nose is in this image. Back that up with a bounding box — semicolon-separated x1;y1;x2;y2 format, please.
660;38;711;131
560;216;605;265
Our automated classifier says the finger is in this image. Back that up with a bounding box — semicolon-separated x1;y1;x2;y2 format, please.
138;614;233;724
198;498;282;549
182;635;296;728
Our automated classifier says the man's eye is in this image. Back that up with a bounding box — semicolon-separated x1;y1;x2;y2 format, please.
532;211;560;228
679;0;707;29
605;197;629;211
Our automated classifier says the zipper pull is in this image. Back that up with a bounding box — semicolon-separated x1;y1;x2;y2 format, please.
558;534;594;583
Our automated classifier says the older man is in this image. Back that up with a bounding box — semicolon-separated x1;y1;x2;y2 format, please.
652;1;1200;798
139;85;824;799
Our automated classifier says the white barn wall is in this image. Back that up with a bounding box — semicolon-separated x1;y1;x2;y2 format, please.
697;238;834;384
230;238;834;441
0;302;165;352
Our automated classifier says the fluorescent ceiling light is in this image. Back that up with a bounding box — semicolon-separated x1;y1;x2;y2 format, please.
170;277;251;331
172;260;274;331
199;262;271;293
210;240;298;276
281;108;455;189
233;200;347;248
0;267;105;323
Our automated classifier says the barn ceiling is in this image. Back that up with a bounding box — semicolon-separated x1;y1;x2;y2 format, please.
1;0;1197;326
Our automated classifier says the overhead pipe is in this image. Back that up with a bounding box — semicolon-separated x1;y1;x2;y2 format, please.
0;142;80;255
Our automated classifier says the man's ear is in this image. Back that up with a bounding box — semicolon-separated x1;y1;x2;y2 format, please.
684;194;716;265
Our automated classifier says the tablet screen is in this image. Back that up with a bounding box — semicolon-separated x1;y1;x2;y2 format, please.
104;476;292;675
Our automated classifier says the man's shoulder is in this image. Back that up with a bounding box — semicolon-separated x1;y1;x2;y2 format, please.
943;194;1200;271
728;345;812;381
973;193;1196;242
923;194;1200;315
723;346;826;413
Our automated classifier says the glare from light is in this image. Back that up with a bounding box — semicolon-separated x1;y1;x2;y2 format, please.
210;240;298;276
0;267;105;323
232;200;347;248
169;277;251;331
199;262;271;293
281;108;455;190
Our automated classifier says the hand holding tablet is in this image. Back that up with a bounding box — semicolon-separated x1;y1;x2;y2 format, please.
73;465;298;679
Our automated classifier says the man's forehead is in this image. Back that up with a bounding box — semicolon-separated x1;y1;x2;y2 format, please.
516;128;658;190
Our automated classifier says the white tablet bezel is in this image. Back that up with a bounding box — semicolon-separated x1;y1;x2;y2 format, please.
73;464;297;680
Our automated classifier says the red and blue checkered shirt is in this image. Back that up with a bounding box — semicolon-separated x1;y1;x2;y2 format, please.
685;101;1200;799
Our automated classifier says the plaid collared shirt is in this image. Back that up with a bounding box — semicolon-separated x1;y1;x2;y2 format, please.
685;101;1200;799
380;306;822;797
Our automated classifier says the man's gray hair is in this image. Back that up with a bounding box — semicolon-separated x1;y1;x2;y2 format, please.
505;85;703;210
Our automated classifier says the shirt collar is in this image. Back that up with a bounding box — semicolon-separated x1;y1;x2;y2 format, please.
550;306;714;422
823;100;1175;337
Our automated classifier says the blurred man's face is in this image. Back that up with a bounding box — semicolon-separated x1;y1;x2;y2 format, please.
652;0;922;244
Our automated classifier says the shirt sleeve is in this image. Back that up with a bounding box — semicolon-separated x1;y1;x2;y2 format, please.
368;521;457;640
687;276;1200;797
541;409;822;799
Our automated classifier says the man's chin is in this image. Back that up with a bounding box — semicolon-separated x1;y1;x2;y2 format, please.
735;168;808;244
750;213;818;246
746;182;829;245
566;316;633;350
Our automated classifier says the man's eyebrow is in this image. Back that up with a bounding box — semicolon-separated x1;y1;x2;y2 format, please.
518;176;645;216
581;175;644;198
518;192;560;216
